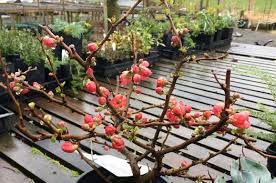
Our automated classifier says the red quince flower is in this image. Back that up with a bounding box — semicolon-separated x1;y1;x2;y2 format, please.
98;96;107;105
86;67;94;78
135;113;143;121
85;81;96;93
155;87;164;95
100;87;110;98
204;111;212;119
212;102;224;117
166;110;178;122
230;111;251;129
87;42;98;52
110;94;127;110
120;71;132;86
156;77;168;88
84;114;93;124
42;36;56;48
20;88;30;95
139;60;149;67
61;141;77;153
171;35;180;46
133;74;141;84
105;125;116;136
131;64;140;73
185;105;192;113
112;136;125;151
9;81;16;89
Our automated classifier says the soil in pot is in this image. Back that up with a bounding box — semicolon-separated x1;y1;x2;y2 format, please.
76;168;168;183
267;143;276;177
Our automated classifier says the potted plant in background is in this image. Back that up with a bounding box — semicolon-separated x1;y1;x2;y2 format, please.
50;18;92;59
0;29;46;84
214;12;235;46
49;19;92;81
93;17;163;77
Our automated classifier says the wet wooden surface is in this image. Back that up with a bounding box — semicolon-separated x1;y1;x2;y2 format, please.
0;43;275;182
0;156;33;183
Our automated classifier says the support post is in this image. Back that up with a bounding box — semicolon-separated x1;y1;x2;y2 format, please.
103;0;108;33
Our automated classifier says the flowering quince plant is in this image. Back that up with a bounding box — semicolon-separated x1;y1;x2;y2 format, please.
0;0;275;183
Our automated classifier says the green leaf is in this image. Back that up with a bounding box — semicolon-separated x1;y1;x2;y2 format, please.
55;86;61;94
215;176;226;183
231;157;274;183
50;136;56;143
122;123;130;130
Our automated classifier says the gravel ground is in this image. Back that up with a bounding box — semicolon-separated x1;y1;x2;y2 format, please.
233;28;276;47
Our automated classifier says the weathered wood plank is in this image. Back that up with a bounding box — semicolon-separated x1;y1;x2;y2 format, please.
227;43;276;60
0;133;78;183
0;157;33;183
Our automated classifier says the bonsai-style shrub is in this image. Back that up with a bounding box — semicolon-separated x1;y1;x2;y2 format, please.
0;1;275;183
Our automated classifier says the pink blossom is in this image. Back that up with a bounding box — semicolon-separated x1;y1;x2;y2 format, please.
111;94;127;110
156;77;168;88
120;71;132;86
230;111;251;129
212;102;224;117
133;74;141;84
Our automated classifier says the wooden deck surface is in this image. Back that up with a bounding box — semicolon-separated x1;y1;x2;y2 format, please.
0;42;275;182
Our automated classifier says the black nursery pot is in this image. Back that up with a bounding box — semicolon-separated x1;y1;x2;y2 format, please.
267;143;276;177
5;54;45;84
57;64;72;80
53;32;83;60
93;58;133;77
221;28;233;40
76;168;168;183
0;105;15;134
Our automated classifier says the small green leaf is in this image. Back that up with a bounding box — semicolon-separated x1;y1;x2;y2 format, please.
55;86;61;93
50;136;56;143
215;176;226;183
122;123;130;130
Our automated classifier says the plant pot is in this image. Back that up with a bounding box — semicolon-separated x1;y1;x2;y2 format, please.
94;58;133;77
76;168;168;183
214;29;223;42
53;32;83;60
57;64;72;80
5;54;45;84
162;31;173;49
158;48;180;60
0;105;15;134
146;51;160;66
221;28;233;40
192;33;214;50
266;143;276;177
